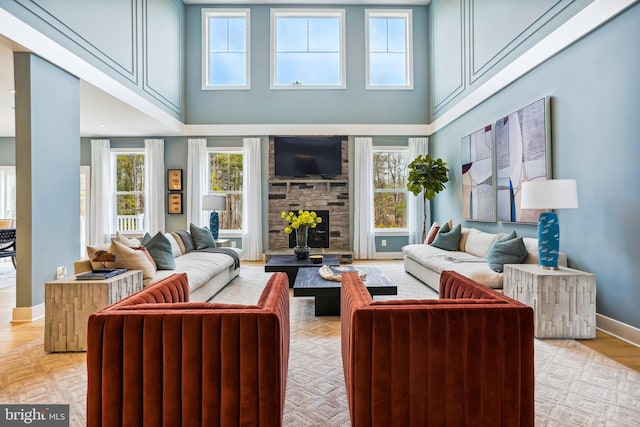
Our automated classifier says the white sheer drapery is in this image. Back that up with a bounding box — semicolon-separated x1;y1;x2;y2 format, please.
144;139;165;234
408;137;429;244
89;139;112;245
353;137;376;259
187;139;208;227
242;137;263;260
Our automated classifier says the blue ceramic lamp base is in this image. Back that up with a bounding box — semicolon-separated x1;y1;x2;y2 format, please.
209;211;220;241
537;211;559;269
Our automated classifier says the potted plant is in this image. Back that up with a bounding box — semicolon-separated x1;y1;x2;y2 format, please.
406;154;449;242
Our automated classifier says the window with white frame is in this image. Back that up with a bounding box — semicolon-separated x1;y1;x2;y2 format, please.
373;148;409;229
112;151;145;233
271;9;345;89
202;9;250;90
365;9;413;89
208;149;243;231
0;167;16;220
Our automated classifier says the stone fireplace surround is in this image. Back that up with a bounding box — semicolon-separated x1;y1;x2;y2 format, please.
267;137;352;261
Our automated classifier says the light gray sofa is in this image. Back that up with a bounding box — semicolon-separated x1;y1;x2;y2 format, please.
75;231;242;302
402;227;566;291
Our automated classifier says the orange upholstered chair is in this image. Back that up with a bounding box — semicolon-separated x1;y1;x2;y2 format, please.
87;272;290;427
341;270;534;427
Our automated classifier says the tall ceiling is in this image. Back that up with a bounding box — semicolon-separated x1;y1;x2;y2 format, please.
0;0;429;138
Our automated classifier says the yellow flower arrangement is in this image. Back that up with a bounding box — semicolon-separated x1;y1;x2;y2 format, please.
281;210;322;234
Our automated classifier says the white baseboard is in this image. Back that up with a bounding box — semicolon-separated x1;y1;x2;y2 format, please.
374;252;404;260
11;303;44;323
596;313;640;348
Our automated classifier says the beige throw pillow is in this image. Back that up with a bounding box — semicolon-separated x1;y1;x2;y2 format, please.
110;240;157;280
115;232;141;248
86;244;122;270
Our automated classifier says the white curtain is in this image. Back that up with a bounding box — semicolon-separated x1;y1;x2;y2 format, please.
242;137;263;260
408;137;429;244
187;138;208;227
89;139;112;245
144;139;165;234
353;137;376;259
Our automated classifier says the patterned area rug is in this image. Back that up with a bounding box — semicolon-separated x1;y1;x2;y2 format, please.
1;262;639;426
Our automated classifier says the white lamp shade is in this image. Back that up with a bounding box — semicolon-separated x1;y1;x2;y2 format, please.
520;179;578;210
202;194;227;211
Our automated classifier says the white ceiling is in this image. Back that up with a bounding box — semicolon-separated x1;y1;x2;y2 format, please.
184;0;429;4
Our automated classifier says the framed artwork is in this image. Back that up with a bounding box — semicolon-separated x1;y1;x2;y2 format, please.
167;169;183;191
167;193;183;214
462;124;495;222
495;97;551;223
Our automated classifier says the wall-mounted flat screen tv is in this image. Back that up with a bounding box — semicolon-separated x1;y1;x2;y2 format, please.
274;136;343;177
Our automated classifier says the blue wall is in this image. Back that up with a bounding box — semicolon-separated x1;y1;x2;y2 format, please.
429;3;640;328
185;4;428;125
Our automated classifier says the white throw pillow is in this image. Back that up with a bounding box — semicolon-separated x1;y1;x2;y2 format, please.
115;232;141;248
464;228;500;258
164;233;183;258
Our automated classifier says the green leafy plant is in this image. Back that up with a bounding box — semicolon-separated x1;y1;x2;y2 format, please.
407;154;449;242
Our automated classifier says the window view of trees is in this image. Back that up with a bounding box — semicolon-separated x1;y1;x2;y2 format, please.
373;151;408;228
115;153;145;231
209;152;243;230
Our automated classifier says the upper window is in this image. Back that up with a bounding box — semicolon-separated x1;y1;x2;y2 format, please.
208;149;243;231
202;9;250;90
365;10;413;90
271;9;345;89
113;151;145;233
373;148;409;229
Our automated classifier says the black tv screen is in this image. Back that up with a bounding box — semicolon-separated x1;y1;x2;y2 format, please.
274;136;342;177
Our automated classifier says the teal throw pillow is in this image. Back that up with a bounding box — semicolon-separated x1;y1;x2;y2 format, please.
430;224;461;251
143;232;175;270
140;232;152;246
487;234;528;273
190;223;216;250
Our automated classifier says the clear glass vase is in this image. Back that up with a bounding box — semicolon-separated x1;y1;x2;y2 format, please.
293;225;310;259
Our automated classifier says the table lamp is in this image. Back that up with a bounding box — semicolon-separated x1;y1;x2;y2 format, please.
520;179;578;269
202;195;227;240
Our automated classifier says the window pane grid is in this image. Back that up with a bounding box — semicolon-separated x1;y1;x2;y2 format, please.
367;11;412;88
373;150;408;229
204;9;249;88
209;152;243;231
114;153;145;232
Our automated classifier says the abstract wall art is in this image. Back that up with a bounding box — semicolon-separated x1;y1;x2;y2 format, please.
495;97;551;223
462;124;495;222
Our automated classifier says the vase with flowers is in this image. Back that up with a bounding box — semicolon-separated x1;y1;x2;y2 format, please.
281;210;323;259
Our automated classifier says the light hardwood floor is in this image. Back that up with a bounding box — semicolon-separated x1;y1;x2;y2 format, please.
1;262;640;373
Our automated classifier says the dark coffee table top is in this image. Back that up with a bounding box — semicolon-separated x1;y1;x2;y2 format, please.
293;266;397;294
265;254;339;268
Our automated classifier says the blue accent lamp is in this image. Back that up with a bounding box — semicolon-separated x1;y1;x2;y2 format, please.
202;194;227;240
520;180;578;269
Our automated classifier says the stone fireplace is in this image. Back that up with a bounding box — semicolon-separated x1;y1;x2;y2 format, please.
267;137;352;261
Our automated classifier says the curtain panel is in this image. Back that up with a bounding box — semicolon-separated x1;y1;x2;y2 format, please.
144;139;165;234
186;139;208;227
89;139;112;245
242;137;263;260
408;137;429;244
353;137;376;259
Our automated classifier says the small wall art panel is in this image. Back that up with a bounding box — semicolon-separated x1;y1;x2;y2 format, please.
495;97;551;223
462;124;495;221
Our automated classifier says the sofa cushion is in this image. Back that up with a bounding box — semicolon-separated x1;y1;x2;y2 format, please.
190;223;216;249
424;221;440;244
143;232;176;270
165;233;183;258
175;230;195;252
86;244;119;270
487;234;528;272
431;223;461;251
161;251;235;292
115;232;141;248
170;232;187;254
110;240;157;281
464;228;501;258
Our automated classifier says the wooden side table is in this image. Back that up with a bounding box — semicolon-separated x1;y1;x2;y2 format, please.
45;270;144;352
503;264;596;339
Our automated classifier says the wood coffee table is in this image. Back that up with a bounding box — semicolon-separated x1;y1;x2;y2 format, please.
265;254;340;288
293;266;397;316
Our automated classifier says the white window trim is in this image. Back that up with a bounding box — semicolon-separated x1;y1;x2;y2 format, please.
270;8;346;90
365;9;414;90
207;147;243;234
111;148;145;233
202;8;251;91
373;146;409;232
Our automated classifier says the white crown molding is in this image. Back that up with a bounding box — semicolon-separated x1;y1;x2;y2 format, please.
184;123;431;136
0;8;184;136
184;0;430;4
430;0;639;134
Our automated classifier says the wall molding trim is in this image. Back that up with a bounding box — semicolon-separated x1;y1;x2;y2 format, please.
184;124;431;136
430;0;639;135
0;8;184;135
11;303;44;323
596;313;640;348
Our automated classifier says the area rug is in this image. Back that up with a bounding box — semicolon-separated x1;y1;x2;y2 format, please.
1;262;639;426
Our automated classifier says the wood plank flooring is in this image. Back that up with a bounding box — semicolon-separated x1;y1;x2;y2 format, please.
1;261;640;373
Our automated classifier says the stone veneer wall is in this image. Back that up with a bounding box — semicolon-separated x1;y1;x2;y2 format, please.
267;137;351;252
